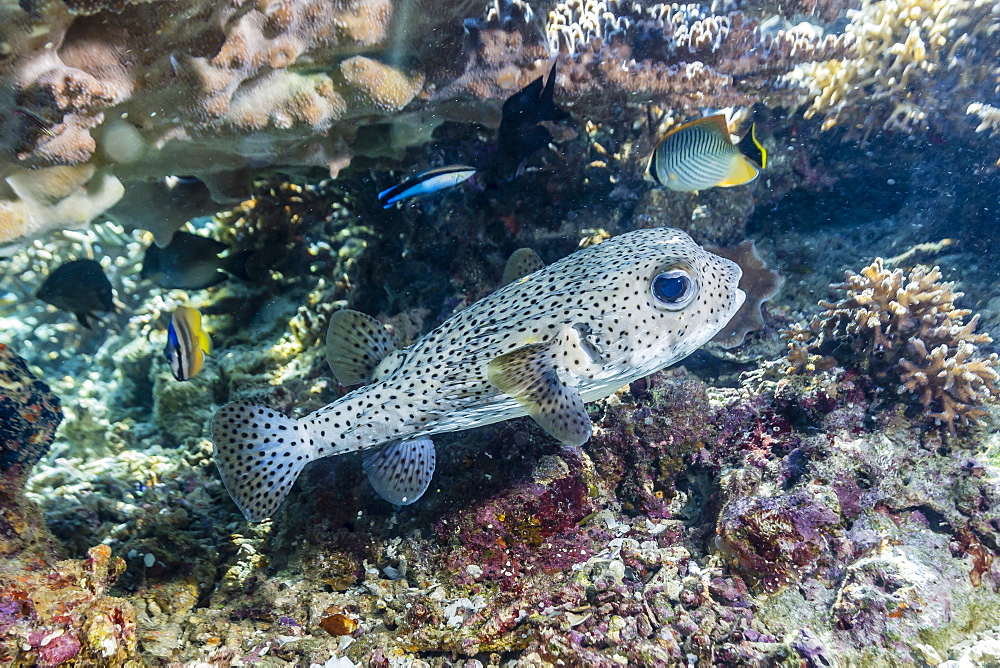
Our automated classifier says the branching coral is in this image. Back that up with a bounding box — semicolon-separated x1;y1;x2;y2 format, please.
786;259;1000;432
789;0;1000;135
546;1;851;116
968;102;1000;136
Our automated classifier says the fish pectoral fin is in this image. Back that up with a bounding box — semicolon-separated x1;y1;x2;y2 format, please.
326;309;399;386
198;328;212;355
717;155;760;187
362;437;436;506
487;339;593;447
501;248;545;287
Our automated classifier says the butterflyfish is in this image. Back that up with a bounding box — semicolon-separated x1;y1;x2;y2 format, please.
646;114;767;192
166;305;212;381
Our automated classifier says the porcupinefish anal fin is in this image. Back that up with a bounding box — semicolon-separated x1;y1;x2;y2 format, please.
487;326;598;447
211;401;317;522
326;309;399;386
501;248;545;287
362;437;436;505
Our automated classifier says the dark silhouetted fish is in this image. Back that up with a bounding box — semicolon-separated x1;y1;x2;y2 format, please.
497;62;570;172
36;259;116;328
141;231;246;290
377;63;570;208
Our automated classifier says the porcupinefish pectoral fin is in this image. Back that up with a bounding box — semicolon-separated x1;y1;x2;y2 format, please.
487;337;593;447
210;401;316;522
362;437;436;506
326;309;399;386
501;248;545;287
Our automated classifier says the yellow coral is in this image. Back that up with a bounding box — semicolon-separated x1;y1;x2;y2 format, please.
789;0;1000;134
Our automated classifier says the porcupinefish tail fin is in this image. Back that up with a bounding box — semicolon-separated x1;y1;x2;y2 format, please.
210;401;315;522
487;337;593;447
326;309;399;386
362;437;436;506
501;248;545;287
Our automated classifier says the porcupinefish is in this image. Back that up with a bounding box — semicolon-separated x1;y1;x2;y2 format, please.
211;227;745;521
646;114;767;192
36;259;116;329
165;305;212;381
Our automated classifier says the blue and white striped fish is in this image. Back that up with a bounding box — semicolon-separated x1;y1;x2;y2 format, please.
645;114;767;192
378;165;477;208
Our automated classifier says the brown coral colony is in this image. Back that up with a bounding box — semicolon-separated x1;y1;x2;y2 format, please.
787;259;999;433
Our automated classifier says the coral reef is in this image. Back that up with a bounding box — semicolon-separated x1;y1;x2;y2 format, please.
707;240;784;348
0;345;139;666
548;1;851;116
790;0;1000;135
0;343;61;557
786;259;1000;432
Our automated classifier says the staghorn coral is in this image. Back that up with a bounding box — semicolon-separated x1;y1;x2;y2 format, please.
789;0;1000;135
546;1;851;116
968;102;1000;136
787;259;1000;432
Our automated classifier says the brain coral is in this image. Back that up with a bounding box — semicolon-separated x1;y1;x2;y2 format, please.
786;259;999;433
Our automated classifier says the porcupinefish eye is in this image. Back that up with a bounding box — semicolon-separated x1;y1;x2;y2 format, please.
651;268;697;310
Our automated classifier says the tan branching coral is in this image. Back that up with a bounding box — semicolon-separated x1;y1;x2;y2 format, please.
545;1;851;116
785;259;999;433
968;102;1000;136
789;0;1000;135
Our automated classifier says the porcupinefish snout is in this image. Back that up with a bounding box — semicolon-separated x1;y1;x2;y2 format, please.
211;227;746;521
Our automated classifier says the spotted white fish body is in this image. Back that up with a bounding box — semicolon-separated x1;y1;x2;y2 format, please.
212;228;745;520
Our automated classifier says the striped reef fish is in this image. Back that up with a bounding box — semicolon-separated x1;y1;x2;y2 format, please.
166;305;212;381
378;165;477;208
645;114;767;192
211;227;746;521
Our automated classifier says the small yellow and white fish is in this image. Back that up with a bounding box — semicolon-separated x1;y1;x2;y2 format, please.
166;305;212;381
211;228;745;521
645;114;767;192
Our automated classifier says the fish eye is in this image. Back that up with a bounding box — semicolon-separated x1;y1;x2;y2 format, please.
651;269;697;310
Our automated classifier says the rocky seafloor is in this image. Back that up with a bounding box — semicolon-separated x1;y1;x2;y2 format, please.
3;97;1000;667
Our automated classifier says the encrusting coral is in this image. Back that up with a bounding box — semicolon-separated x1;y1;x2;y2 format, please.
707;240;784;348
785;259;1000;432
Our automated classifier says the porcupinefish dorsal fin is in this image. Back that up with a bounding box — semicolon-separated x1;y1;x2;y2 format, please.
362;437;436;505
326;309;399;386
501;248;545;287
487;328;594;447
